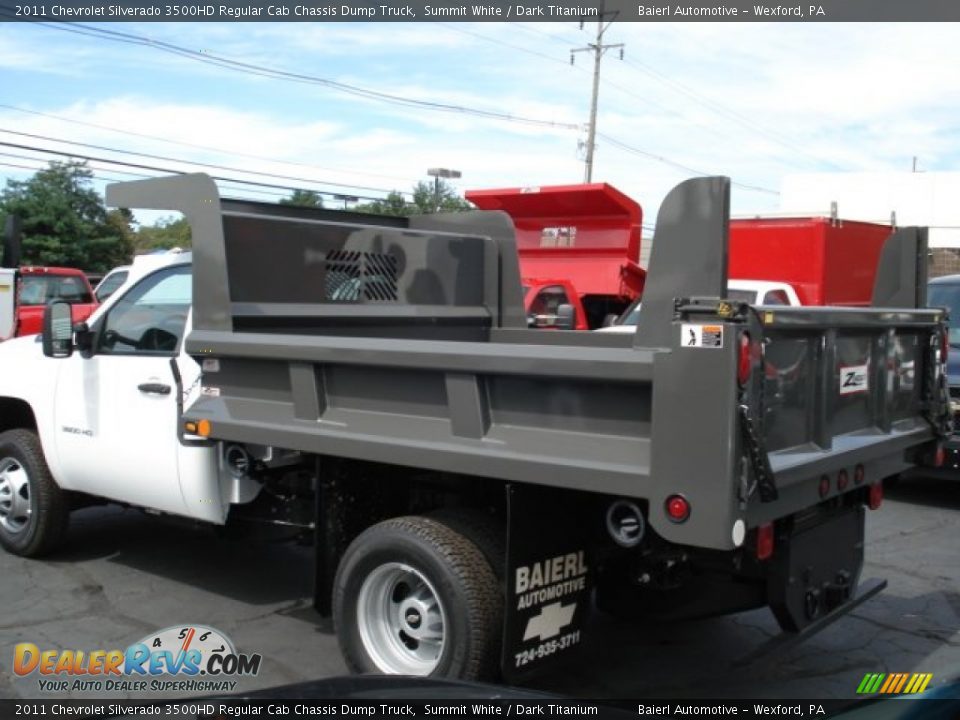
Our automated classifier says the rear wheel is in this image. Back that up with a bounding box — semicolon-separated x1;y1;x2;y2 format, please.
333;515;503;680
0;429;69;557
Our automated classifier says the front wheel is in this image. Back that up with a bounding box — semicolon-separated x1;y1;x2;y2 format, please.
333;516;503;681
0;429;70;557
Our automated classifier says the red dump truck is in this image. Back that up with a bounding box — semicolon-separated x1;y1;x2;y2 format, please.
467;184;894;329
466;184;645;330
729;216;894;306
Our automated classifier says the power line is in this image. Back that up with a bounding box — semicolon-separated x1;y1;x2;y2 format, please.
597;133;779;195
25;19;581;132
0;127;411;197
0;140;393;203
0;104;415;185
621;57;846;171
0;153;295;200
20;18;783;195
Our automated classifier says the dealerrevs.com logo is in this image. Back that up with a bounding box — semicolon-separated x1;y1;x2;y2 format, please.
13;625;262;693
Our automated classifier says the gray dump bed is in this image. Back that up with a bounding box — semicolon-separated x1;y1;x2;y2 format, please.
106;174;949;552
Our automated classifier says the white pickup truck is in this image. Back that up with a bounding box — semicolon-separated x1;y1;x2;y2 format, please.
0;251;219;557
596;279;801;334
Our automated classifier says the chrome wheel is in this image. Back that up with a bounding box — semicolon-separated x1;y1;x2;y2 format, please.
356;562;446;675
0;456;32;535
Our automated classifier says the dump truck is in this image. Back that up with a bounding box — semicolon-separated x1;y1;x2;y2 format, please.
465;183;646;330
0;174;950;682
728;215;893;306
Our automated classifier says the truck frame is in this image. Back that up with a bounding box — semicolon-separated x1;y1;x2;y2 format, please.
0;173;949;682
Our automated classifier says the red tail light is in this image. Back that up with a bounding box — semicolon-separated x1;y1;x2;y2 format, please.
738;332;752;386
935;444;946;468
868;482;883;510
756;523;775;561
854;464;865;485
665;494;691;523
837;469;849;492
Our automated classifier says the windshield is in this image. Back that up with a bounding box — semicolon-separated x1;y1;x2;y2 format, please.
617;299;642;326
928;282;960;345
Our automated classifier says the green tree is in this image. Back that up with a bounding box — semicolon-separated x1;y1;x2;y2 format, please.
355;179;473;216
355;191;410;217
412;179;473;214
0;161;134;272
280;189;325;208
134;216;192;253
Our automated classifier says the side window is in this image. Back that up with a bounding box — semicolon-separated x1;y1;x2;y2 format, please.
762;289;790;306
19;276;46;306
95;272;128;302
97;266;192;356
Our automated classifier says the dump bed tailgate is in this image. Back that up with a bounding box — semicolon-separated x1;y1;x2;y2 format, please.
743;304;947;525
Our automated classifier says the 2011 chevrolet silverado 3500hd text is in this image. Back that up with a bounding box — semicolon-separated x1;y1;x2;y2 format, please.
0;173;949;682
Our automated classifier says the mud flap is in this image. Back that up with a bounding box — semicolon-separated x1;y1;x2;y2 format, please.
501;484;595;681
768;506;865;632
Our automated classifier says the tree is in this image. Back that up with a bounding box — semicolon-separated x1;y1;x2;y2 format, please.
280;189;325;208
0;161;134;272
355;179;473;217
411;179;473;214
134;216;192;253
354;191;410;217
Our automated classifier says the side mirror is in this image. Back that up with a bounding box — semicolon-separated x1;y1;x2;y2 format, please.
602;313;618;328
556;303;576;330
42;301;73;358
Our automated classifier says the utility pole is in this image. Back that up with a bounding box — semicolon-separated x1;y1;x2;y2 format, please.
571;11;623;183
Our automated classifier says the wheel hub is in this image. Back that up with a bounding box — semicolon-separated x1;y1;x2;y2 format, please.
0;457;32;535
356;562;446;675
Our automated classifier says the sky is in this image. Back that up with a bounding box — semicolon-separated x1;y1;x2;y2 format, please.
1;19;958;229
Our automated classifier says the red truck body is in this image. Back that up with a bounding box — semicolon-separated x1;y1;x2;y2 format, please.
466;183;645;330
466;184;893;329
728;218;891;306
8;266;98;338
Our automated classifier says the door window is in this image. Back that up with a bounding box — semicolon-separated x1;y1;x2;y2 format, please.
97;265;192;355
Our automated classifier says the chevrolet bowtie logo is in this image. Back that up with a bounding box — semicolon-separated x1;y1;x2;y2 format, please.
523;601;576;642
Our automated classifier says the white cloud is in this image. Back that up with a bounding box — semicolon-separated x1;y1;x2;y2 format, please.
4;21;960;225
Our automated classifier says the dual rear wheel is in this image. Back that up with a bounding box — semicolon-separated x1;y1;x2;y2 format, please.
333;515;504;680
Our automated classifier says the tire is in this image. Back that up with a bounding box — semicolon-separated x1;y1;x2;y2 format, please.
333;515;503;681
0;429;70;557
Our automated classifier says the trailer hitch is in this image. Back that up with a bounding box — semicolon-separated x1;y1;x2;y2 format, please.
732;578;886;667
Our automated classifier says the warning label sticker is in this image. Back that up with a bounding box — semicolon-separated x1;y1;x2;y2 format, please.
840;364;869;395
682;323;724;348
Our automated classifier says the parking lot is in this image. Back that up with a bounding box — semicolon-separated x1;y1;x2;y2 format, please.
1;475;957;701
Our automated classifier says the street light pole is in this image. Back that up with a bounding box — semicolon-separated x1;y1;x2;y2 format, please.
426;167;462;212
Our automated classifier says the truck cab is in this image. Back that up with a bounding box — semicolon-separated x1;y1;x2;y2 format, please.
0;266;99;341
0;253;222;542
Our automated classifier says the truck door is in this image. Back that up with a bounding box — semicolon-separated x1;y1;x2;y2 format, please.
53;264;196;516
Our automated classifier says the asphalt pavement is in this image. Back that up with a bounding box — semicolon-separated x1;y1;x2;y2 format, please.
1;475;957;701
